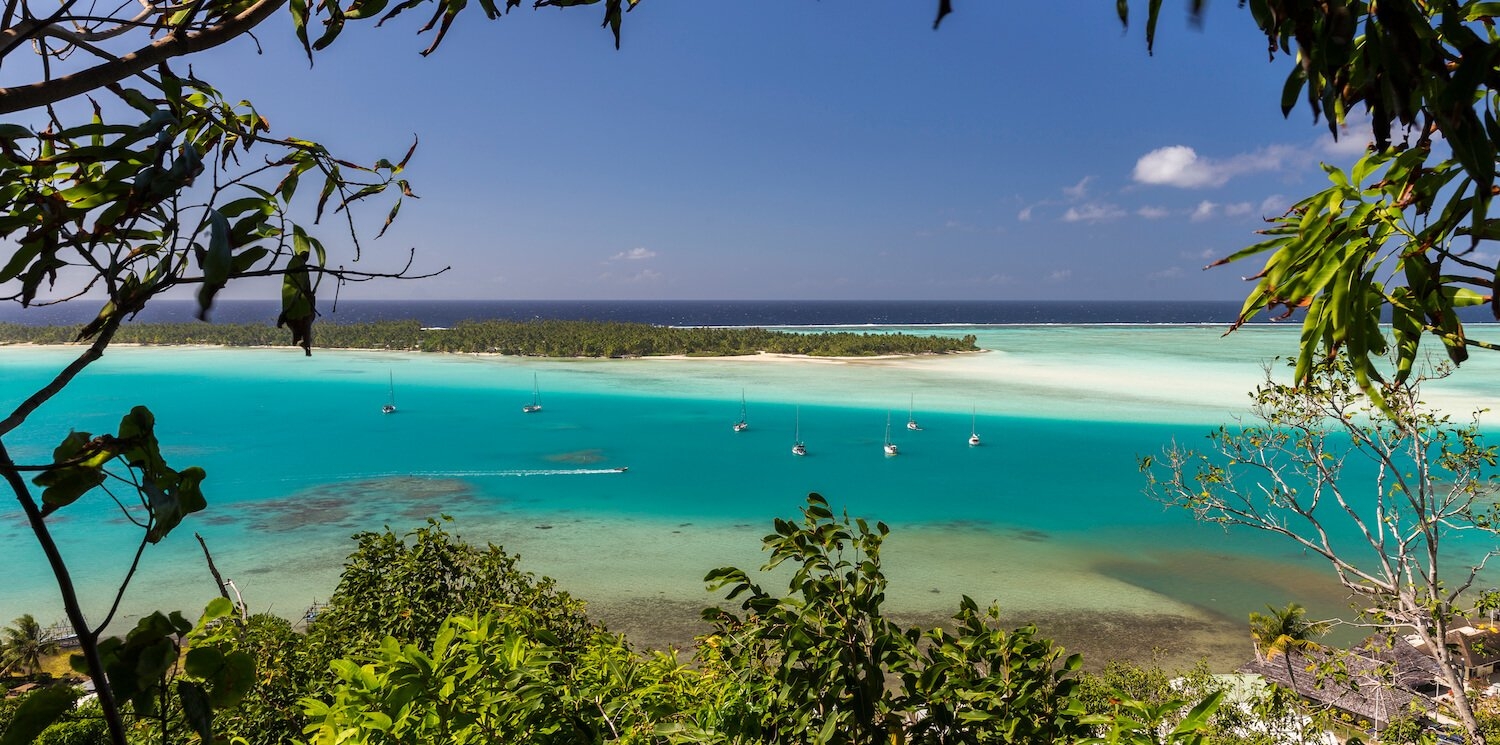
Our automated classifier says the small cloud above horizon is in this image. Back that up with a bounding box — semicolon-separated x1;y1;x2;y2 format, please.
1062;203;1125;223
610;247;658;261
1063;176;1093;200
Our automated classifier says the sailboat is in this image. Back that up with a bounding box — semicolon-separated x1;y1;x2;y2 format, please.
381;371;397;414
906;393;922;431
522;373;543;413
733;390;748;432
883;412;899;456
791;406;806;456
968;405;981;446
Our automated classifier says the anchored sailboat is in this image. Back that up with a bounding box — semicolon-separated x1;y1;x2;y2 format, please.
523;373;543;414
884;412;899;456
381;371;397;414
733;390;748;432
906;393;922;431
968;405;981;446
792;406;806;456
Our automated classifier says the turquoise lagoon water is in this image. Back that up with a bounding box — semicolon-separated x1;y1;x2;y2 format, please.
5;325;1500;667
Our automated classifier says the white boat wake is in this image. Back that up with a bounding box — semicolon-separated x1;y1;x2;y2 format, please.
363;468;627;478
214;467;628;488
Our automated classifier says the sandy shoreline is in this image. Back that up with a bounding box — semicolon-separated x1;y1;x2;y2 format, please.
635;349;986;365
1;341;980;365
591;596;1248;673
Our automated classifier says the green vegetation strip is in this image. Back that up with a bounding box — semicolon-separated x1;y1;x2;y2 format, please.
0;320;978;357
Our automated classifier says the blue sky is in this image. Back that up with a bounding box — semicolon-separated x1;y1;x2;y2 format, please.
190;2;1368;302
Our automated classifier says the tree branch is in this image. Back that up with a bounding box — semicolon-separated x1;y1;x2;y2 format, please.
0;315;121;437
0;440;128;744
0;0;286;114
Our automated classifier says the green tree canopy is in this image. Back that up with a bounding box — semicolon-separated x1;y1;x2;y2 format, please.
0;614;60;678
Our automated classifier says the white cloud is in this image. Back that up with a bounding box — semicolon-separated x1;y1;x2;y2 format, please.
1148;266;1185;280
611;247;657;261
1224;202;1254;217
1046;269;1072;282
1134;146;1220;188
1062;203;1126;222
1320;110;1375;158
1260;194;1291;216
1063;176;1093;199
1190;201;1217;222
1133;144;1294;188
1137;206;1169;219
1017;206;1034;222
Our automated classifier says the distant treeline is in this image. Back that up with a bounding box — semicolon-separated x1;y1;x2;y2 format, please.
0;319;979;357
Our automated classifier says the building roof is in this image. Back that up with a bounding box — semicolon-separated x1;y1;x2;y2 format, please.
1446;623;1500;671
1236;646;1426;727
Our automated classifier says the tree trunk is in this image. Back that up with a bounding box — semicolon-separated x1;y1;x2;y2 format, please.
1282;651;1299;698
1;450;128;745
1438;662;1484;745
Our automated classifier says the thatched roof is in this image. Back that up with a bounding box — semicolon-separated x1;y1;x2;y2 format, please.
1236;646;1426;727
1354;634;1444;693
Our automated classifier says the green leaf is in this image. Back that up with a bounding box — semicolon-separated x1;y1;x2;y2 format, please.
1280;66;1308;118
0;242;42;283
199;596;234;625
208;651;255;707
196;209;232;319
145;465;207;543
345;0;390;19
183;647;225;678
276;251;316;356
1172;690;1223;736
230;246;271;274
33;467;106;509
178;680;215;743
0;686;79;745
117;406;166;475
289;0;313;63
0;123;34;140
1145;0;1162;54
31;431;113;509
1467;2;1500;20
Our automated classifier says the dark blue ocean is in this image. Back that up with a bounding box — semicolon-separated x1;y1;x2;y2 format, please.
1;299;1258;327
7;299;1495;328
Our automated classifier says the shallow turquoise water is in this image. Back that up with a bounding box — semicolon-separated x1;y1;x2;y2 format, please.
5;326;1500;665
